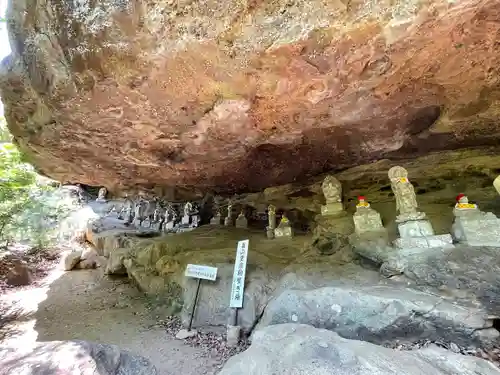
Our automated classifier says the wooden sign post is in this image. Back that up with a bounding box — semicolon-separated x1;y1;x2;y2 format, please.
227;239;249;346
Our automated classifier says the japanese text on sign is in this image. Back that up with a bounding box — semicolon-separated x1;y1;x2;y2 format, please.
185;264;218;281
229;239;249;308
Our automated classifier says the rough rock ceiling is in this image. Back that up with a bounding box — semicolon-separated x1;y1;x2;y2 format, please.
0;0;499;197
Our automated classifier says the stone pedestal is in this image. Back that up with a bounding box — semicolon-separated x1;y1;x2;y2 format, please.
353;207;384;236
191;215;200;228
181;215;190;225
210;214;221;225
224;216;233;226
313;212;354;238
321;202;343;216
226;325;241;347
393;219;453;250
165;221;175;231
266;227;275;239
235;214;248;229
274;225;293;238
452;212;500;246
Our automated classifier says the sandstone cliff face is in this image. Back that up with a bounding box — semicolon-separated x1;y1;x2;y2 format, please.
1;0;499;196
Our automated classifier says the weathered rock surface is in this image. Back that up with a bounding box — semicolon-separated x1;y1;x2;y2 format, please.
62;250;82;271
257;283;497;347
394;245;500;314
0;340;158;375
220;324;500;375
2;0;500;195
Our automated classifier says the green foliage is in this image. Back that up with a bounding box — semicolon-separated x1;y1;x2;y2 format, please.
0;120;75;249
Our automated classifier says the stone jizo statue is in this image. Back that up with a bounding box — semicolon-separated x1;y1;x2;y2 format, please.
455;193;477;210
322;175;342;204
388;166;425;223
321;175;344;216
184;202;193;217
224;200;234;226
353;196;384;236
96;187;107;202
235;210;248;229
356;196;370;208
274;214;293;238
493;176;500;196
266;204;277;239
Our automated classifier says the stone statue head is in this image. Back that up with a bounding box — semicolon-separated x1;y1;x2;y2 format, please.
321;175;342;202
98;187;107;199
388;166;408;180
268;204;276;215
456;193;468;204
494;176;500;196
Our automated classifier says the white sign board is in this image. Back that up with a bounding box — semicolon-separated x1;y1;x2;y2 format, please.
185;264;218;281
229;239;249;308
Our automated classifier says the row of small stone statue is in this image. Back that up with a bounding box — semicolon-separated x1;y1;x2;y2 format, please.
320;166;500;248
96;188;202;232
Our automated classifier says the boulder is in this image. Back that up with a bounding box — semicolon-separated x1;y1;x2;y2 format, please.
3;0;500;196
5;260;33;286
257;283;495;347
181;265;277;332
0;340;158;375
105;247;133;275
62;250;82;271
220;324;500;375
396;244;500;314
76;248;100;269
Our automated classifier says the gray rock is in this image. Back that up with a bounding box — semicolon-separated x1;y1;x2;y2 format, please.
220;324;500;375
105;247;133;275
0;340;158;375
400;244;500;314
63;250;82;271
181;265;277;332
257;283;493;347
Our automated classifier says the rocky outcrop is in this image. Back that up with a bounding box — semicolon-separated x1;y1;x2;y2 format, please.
220;324;500;375
257;283;499;348
0;340;158;375
1;0;500;195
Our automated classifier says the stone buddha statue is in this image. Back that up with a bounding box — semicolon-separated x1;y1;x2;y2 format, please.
321;175;344;216
96;187;107;202
274;214;293;238
353;196;384;235
388;166;425;223
494;176;500;196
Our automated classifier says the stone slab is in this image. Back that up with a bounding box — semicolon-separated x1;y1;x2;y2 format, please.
393;234;453;250
397;219;434;238
275;226;293;238
321;202;344;216
451;213;500;246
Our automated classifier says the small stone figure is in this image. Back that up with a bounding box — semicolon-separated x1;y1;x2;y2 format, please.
235;209;248;229
451;193;500;246
133;200;147;227
274;215;293;238
210;209;222;225
494;176;500;196
182;202;192;225
353;196;385;236
96;187;107;202
453;193;479;216
224;201;234;226
266;204;277;239
321;175;343;216
118;196;133;220
388;167;453;250
388;166;425;223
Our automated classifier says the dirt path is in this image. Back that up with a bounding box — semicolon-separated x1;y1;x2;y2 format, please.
0;266;222;374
